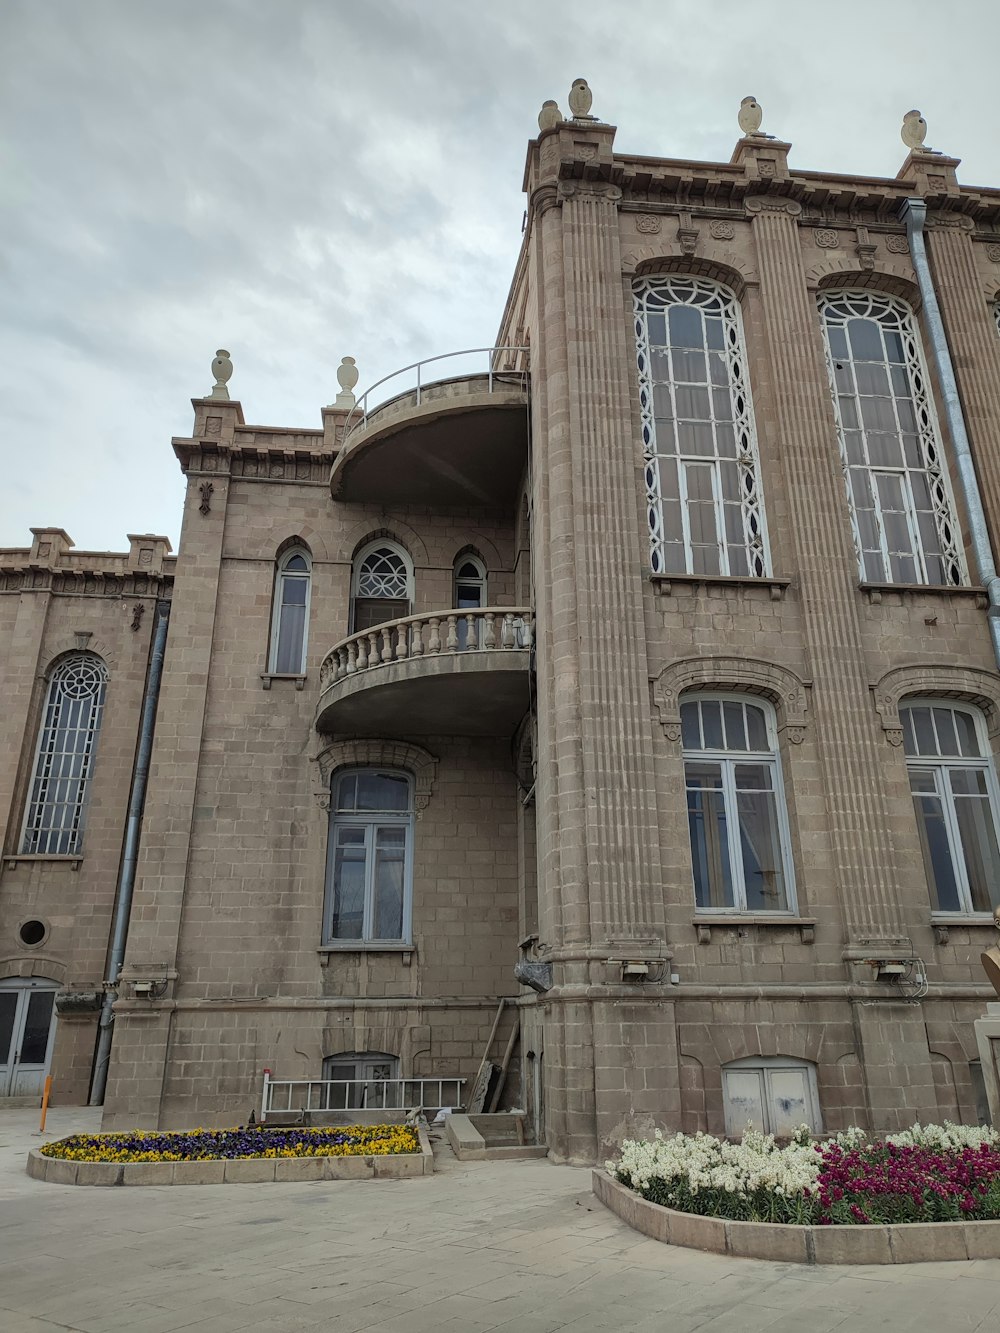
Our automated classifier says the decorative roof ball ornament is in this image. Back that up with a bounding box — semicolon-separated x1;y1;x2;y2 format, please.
738;96;763;137
538;100;563;132
332;355;359;409
568;78;593;119
901;109;929;151
982;905;1000;998
209;349;233;400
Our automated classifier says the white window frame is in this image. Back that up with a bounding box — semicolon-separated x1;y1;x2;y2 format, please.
681;693;797;915
350;540;414;633
722;1056;822;1137
20;653;108;856
267;546;311;674
323;768;415;946
901;698;1000;917
453;554;487;607
818;289;967;588
633;274;772;579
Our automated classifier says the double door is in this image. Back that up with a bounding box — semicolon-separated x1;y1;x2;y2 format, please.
0;981;57;1099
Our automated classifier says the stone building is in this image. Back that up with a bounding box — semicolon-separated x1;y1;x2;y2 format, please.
4;88;1000;1162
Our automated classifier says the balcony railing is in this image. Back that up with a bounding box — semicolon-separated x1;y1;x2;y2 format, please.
341;346;529;441
261;1072;465;1121
319;607;533;691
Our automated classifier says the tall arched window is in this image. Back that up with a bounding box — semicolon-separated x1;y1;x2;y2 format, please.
454;555;486;649
324;769;414;944
268;547;311;674
351;541;413;633
633;275;769;578
818;290;965;586
21;653;108;855
901;700;1000;914
681;694;795;913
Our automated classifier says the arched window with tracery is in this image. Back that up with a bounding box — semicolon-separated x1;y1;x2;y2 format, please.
818;290;965;587
351;541;413;633
21;653;108;855
633;275;770;578
268;546;311;674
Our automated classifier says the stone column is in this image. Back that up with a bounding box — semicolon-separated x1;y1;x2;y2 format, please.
527;121;674;1162
103;398;241;1128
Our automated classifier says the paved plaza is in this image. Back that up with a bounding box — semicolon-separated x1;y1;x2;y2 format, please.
2;1109;1000;1332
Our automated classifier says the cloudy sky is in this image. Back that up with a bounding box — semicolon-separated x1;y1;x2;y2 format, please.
2;0;998;551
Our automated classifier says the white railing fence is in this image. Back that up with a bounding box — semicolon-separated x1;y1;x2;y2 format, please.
319;607;532;691
343;346;530;439
261;1072;465;1121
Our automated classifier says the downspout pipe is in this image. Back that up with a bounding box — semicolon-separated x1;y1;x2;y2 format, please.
901;197;1000;671
89;597;171;1105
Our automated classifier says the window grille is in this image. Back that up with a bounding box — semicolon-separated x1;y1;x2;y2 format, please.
901;700;1000;914
21;654;108;855
818;290;965;586
633;275;770;578
681;694;796;913
268;548;311;674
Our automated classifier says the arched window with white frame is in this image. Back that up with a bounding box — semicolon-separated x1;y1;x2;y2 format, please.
633;275;770;578
901;699;1000;915
21;653;108;856
324;769;414;944
818;290;966;587
351;541;413;633
681;694;796;913
454;554;486;649
268;546;311;674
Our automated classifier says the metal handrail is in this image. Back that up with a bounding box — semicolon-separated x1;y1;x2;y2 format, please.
342;345;529;440
261;1072;466;1121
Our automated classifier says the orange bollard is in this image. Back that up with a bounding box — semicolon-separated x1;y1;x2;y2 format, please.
38;1076;53;1134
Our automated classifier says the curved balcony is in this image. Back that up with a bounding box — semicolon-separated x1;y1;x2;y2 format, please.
316;607;532;737
330;348;529;506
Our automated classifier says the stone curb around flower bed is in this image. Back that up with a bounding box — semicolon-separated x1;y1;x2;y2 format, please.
26;1128;434;1186
592;1170;1000;1265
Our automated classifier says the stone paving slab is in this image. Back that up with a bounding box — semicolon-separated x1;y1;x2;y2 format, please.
2;1108;1000;1331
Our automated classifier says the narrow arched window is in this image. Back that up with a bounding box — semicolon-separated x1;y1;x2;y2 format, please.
681;694;795;913
269;547;311;674
818;290;965;587
454;555;486;650
901;700;1000;914
351;541;413;633
21;653;108;855
324;769;414;944
633;275;769;578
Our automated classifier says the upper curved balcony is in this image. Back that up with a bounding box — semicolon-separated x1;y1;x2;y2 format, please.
330;348;530;506
316;606;532;737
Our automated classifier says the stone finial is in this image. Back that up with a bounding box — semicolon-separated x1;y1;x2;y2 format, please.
567;78;593;119
738;96;763;136
331;356;359;409
209;349;233;400
538;100;563;132
901;109;928;151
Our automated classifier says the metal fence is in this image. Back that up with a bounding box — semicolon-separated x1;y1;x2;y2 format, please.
260;1072;465;1121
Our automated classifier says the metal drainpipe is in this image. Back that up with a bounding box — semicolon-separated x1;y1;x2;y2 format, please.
901;197;1000;670
89;597;171;1105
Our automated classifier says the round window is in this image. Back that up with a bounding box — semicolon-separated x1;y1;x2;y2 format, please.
18;919;47;948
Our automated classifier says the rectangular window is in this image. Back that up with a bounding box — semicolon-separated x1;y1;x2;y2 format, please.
325;770;414;944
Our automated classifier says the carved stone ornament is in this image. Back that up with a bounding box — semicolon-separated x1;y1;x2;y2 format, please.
568;78;593;118
198;482;214;515
209;349;233;401
815;229;840;249
986;244;1000;263
205;415;222;437
330;355;359;409
886;235;910;254
872;665;1000;745
745;196;802;217
900;110;928;151
313;739;439;811
652;656;811;742
537;100;562;131
130;602;145;632
757;160;777;179
927;174;947;193
677;214;699;256
635;214;662;234
709;220;735;240
558;181;622;203
738;96;763;136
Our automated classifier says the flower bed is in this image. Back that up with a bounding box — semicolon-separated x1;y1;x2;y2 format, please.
41;1123;419;1164
609;1122;1000;1226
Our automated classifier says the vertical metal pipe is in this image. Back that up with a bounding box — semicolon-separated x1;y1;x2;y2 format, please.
89;598;171;1104
901;198;1000;669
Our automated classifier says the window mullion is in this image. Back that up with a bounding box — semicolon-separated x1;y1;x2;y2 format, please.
362;822;376;940
937;764;973;913
721;759;745;909
711;463;729;576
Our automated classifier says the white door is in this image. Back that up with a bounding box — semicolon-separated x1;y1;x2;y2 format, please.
0;981;58;1098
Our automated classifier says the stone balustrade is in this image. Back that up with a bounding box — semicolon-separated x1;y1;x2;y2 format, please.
319;607;533;692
